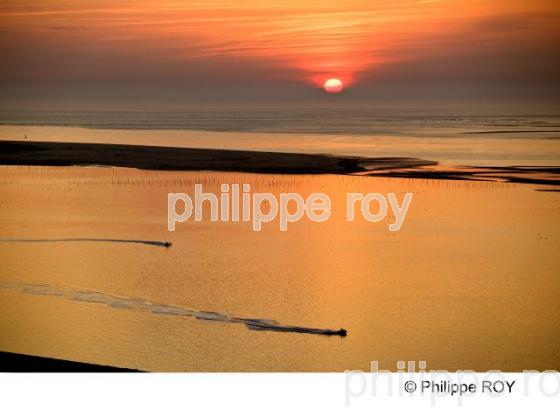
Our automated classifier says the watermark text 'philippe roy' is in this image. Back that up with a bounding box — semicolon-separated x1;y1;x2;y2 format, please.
168;183;413;232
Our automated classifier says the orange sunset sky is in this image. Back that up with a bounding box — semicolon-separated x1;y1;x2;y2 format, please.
1;0;559;102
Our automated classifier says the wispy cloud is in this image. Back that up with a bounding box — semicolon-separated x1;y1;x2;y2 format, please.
1;0;559;86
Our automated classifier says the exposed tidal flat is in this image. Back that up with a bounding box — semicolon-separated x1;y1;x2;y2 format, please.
0;165;559;371
0;140;559;185
1;121;560;168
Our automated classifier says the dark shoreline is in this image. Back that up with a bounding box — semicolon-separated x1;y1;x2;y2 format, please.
0;140;558;185
0;351;140;372
0;140;435;174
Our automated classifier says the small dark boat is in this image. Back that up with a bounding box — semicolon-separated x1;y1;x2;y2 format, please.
244;319;348;337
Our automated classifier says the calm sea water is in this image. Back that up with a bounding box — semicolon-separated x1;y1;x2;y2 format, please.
1;107;559;135
0;167;559;371
1;107;560;166
0;107;559;370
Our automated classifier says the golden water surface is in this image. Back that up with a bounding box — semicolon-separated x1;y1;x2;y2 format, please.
0;166;559;371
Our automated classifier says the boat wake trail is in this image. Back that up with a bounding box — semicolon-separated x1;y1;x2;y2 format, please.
0;238;171;248
0;278;347;337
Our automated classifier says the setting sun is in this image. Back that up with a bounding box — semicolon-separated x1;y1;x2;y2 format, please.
323;78;344;93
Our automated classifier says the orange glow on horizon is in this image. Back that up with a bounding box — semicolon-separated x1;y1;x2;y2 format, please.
1;1;559;88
